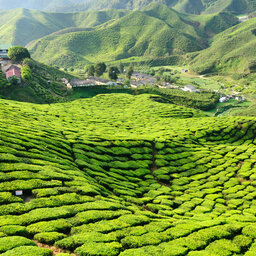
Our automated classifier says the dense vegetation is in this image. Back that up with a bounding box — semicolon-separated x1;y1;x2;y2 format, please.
28;4;238;68
1;93;256;255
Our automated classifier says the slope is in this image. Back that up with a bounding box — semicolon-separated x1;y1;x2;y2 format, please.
0;59;74;103
28;4;238;68
189;16;256;74
0;8;128;46
1;93;256;255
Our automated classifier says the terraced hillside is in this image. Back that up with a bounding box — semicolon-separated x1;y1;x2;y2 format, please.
2;93;256;255
190;16;256;74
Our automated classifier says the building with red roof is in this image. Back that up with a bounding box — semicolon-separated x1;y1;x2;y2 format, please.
5;65;21;83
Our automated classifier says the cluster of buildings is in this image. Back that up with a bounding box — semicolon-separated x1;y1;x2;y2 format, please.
219;94;245;103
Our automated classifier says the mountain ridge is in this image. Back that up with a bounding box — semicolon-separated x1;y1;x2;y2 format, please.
27;3;239;68
1;0;256;15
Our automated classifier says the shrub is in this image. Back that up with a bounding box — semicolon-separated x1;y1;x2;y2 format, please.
75;242;122;256
34;232;66;245
21;65;32;81
0;236;36;253
27;219;72;235
0;246;53;256
0;225;28;236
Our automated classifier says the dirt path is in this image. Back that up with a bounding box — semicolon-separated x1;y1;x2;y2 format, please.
34;240;77;256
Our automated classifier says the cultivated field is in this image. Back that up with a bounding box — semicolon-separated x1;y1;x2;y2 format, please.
1;94;256;255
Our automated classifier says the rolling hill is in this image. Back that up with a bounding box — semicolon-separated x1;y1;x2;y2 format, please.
28;4;239;68
1;93;256;255
189;16;256;74
0;8;128;46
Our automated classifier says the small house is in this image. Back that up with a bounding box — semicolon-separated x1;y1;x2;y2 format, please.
235;96;245;101
183;85;197;93
5;65;21;83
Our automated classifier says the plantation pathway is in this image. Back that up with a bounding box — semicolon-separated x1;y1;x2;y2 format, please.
34;240;77;256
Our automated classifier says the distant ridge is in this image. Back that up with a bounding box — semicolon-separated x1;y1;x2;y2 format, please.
0;0;255;15
0;8;128;45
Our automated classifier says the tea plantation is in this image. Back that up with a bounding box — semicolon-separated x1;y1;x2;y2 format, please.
1;93;256;255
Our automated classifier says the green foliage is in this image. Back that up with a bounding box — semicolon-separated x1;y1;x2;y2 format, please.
88;65;95;76
21;65;32;82
108;66;119;80
0;246;53;256
0;236;35;253
8;76;19;85
75;242;122;256
34;232;66;244
8;46;30;62
95;62;106;77
126;65;133;80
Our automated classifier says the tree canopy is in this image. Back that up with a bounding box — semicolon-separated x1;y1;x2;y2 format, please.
108;66;119;80
87;65;95;76
8;46;31;62
95;62;106;77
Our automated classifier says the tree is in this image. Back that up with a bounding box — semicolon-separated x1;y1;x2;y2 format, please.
8;46;30;62
108;66;119;80
95;62;106;77
21;65;32;82
126;65;133;80
88;65;95;76
118;62;124;74
8;76;19;85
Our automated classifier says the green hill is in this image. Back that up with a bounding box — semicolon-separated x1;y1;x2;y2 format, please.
0;59;74;103
28;4;238;68
0;8;128;46
1;93;256;255
189;16;256;74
